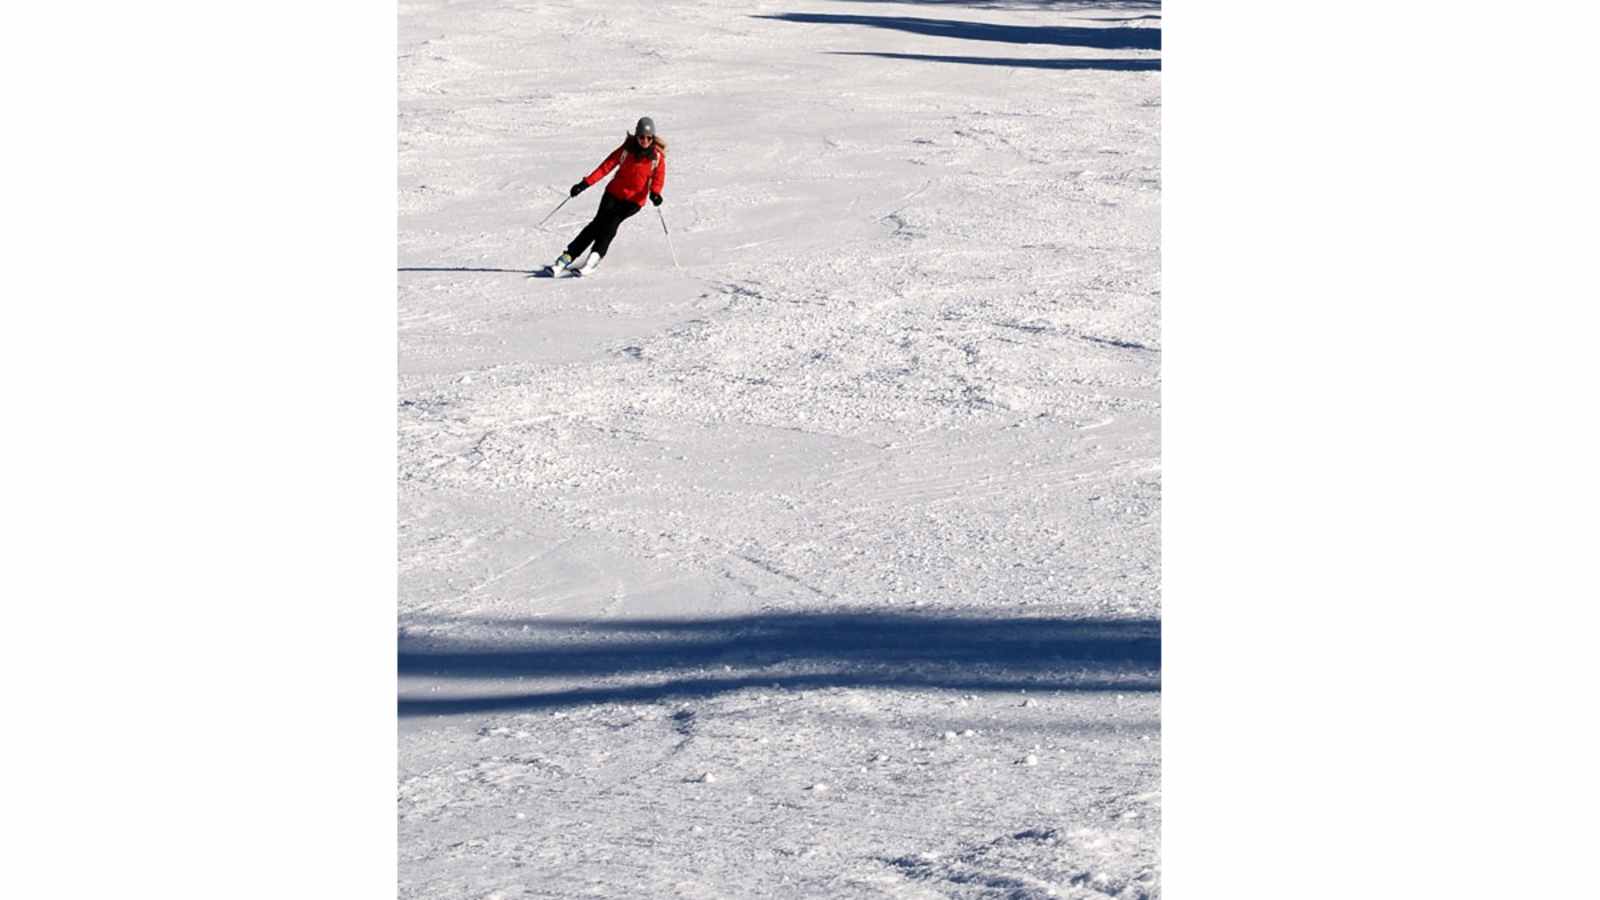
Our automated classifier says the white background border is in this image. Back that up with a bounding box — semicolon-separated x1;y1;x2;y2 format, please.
8;2;1596;897
9;3;394;897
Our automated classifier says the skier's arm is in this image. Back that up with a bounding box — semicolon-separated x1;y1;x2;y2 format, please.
583;148;624;187
650;156;666;197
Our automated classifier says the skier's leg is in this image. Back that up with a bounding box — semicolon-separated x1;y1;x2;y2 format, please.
564;219;599;258
565;195;618;257
592;201;641;257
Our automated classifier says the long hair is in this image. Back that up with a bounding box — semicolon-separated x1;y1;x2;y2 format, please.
618;132;666;160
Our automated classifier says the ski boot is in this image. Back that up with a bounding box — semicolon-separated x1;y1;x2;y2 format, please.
573;252;603;277
541;252;573;277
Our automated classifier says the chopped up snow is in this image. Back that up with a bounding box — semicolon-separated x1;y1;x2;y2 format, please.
399;0;1160;897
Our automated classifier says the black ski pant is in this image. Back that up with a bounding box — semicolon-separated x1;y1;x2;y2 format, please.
566;192;641;259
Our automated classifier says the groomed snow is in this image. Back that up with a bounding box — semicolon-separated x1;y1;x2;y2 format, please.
399;1;1160;896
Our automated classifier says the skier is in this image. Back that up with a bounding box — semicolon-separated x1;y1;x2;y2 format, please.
543;117;667;277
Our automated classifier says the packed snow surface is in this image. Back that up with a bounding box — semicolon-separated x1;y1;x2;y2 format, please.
399;0;1160;896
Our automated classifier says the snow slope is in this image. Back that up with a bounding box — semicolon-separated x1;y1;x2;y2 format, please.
399;1;1160;896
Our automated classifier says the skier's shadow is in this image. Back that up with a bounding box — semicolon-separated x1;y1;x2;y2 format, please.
399;266;536;275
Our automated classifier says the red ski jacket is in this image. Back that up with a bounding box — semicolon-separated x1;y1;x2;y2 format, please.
582;139;666;208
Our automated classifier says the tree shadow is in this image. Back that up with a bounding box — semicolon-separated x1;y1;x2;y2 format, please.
830;51;1159;71
753;12;1160;52
822;1;1159;9
399;611;1159;716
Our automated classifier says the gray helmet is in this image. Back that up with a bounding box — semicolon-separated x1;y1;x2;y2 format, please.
634;116;656;137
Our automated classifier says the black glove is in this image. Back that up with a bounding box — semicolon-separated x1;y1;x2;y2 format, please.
569;182;587;197
649;192;663;207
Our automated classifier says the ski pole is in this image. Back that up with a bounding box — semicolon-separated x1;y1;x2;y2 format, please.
657;207;681;269
535;195;571;229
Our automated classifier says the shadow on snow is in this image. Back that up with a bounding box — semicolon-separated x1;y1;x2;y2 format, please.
399;611;1159;717
829;51;1159;71
399;266;532;274
753;12;1161;52
819;1;1158;10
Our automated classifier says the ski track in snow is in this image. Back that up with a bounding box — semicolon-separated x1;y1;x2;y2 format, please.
400;1;1160;897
